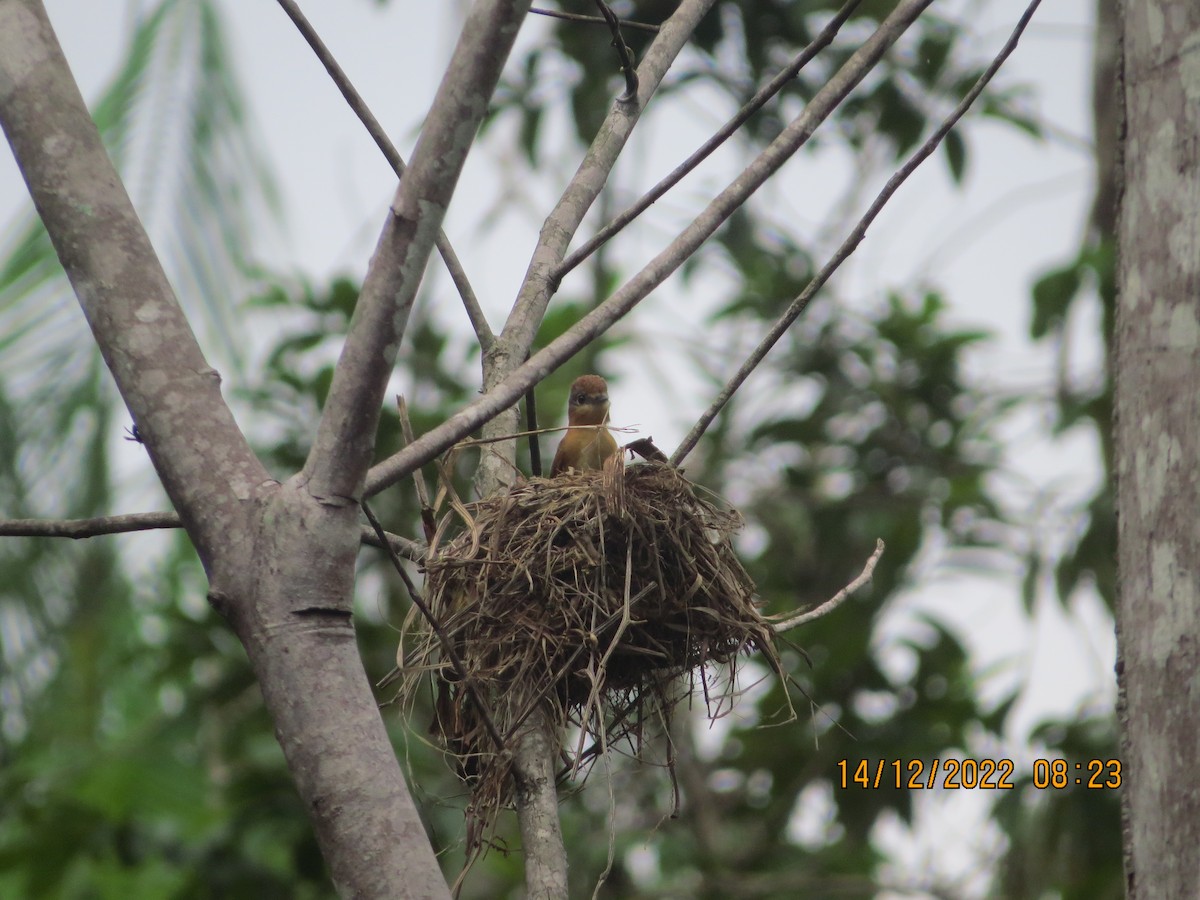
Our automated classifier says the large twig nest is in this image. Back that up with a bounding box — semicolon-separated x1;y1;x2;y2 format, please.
396;460;780;841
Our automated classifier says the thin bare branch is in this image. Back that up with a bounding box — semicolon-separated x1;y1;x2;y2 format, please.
0;511;425;560
497;0;719;360
472;0;716;500
366;0;934;499
274;0;494;349
396;397;432;512
555;0;863;281
525;386;543;477
769;539;884;632
0;511;180;539
670;0;1043;466
529;6;660;34
0;0;271;569
593;0;639;102
358;528;426;561
456;423;637;449
302;0;529;504
396;395;437;541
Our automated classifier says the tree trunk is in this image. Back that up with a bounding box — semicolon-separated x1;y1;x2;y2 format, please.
1115;1;1200;896
0;0;529;894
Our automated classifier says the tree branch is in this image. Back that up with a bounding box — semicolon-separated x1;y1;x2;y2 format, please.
0;511;181;539
274;0;494;349
2;3;449;894
496;0;719;363
470;0;717;507
769;539;884;632
0;0;271;571
529;6;660;35
225;484;448;899
670;0;1043;466
365;0;935;499
554;0;863;281
302;0;530;505
593;0;639;102
511;717;569;898
0;512;426;561
358;525;426;562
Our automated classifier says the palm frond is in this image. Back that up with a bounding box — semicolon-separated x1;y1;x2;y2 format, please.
0;0;281;721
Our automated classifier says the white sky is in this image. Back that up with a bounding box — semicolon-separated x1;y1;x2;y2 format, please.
1;1;1111;894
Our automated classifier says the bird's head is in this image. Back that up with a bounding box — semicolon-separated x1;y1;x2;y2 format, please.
567;374;611;426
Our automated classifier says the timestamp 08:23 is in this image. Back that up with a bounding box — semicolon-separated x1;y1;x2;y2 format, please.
836;758;1123;791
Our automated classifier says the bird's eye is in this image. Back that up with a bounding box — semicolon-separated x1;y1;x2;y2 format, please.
573;393;585;404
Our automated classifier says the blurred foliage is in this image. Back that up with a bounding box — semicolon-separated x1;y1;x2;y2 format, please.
992;196;1118;896
0;529;329;899
1027;234;1115;608
0;0;277;717
0;1;1119;898
490;0;1041;180
993;715;1123;900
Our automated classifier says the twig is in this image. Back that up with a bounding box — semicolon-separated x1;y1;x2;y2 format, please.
356;526;428;563
769;539;884;632
453;423;637;450
529;6;660;34
525;387;543;477
0;511;180;539
593;0;639;103
396;396;437;542
361;501;508;757
365;0;934;499
554;0;863;282
273;0;494;349
1;511;426;561
670;0;1044;466
396;397;432;511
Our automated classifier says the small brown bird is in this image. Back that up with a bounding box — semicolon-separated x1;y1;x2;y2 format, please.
550;375;621;476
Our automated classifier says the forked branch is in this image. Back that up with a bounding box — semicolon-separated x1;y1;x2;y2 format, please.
554;0;864;281
302;0;531;503
670;0;1046;466
593;0;639;102
366;0;936;498
274;0;494;348
498;0;719;358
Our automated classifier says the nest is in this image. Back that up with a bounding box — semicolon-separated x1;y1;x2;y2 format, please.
395;460;780;847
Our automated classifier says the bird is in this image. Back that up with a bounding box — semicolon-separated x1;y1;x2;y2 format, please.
550;374;621;476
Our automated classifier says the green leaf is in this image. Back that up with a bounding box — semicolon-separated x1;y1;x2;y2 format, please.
1031;264;1082;338
944;128;967;183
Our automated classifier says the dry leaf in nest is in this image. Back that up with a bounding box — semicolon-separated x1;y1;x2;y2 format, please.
394;461;781;843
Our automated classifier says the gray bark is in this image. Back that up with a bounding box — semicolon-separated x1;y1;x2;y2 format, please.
1115;0;1200;896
